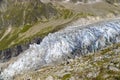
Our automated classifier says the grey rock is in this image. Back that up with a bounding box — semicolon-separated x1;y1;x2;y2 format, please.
45;76;54;80
0;37;42;63
87;71;99;78
108;66;119;72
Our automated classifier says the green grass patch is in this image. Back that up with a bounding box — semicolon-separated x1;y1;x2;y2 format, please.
76;12;95;18
62;9;74;19
0;29;19;50
114;76;120;80
100;47;112;55
0;29;6;38
20;24;32;33
62;73;71;80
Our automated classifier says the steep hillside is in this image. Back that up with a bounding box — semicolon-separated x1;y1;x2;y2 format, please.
0;0;59;28
0;0;120;69
1;1;120;80
1;17;120;80
14;42;120;80
0;0;74;51
42;0;120;4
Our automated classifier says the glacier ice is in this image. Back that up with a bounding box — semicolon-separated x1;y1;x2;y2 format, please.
1;19;120;79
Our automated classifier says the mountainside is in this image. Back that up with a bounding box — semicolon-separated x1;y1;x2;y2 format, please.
0;0;120;62
42;0;120;3
56;0;102;3
14;43;120;80
0;0;75;61
1;0;120;80
1;18;120;80
0;0;59;28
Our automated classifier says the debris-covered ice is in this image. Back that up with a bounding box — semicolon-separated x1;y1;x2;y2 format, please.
1;19;120;80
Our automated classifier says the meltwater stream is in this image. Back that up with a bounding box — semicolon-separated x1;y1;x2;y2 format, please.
1;19;120;79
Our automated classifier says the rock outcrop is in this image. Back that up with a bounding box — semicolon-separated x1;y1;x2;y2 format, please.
0;37;42;63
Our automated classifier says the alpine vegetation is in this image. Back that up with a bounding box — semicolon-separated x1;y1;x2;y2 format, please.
1;19;120;80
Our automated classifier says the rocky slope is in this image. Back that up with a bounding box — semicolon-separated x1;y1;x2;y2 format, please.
0;37;42;62
1;1;120;80
1;18;120;80
0;0;74;62
0;0;59;28
14;43;120;80
1;0;120;63
42;0;120;4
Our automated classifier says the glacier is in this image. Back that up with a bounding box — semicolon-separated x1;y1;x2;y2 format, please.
1;19;120;79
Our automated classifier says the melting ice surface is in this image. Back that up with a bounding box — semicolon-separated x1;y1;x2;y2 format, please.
1;19;120;79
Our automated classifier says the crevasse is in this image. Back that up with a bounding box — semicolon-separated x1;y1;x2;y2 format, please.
1;19;120;79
